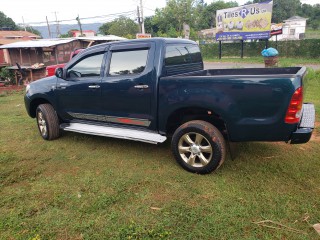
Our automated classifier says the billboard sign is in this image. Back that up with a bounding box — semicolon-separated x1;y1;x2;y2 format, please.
271;23;283;36
216;0;273;41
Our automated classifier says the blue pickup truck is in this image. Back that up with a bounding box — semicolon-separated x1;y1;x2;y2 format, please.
24;38;315;174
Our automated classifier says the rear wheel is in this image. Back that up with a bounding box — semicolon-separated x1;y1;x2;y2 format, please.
171;120;226;174
36;104;60;140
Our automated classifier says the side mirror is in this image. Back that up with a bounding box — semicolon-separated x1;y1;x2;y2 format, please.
55;68;64;79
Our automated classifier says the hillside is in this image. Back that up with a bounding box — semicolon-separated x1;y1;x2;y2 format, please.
32;23;103;38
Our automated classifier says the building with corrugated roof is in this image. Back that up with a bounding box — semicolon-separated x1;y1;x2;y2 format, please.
0;30;41;66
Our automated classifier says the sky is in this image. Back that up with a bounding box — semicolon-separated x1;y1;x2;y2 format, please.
1;0;319;26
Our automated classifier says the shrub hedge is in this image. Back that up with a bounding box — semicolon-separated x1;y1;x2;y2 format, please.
200;39;320;59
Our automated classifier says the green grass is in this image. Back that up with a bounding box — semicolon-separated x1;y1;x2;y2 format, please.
0;71;320;239
306;29;320;39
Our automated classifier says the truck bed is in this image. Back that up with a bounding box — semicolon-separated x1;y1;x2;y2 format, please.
172;67;306;78
158;67;307;142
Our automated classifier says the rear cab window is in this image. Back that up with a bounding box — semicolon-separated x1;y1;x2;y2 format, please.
164;44;203;76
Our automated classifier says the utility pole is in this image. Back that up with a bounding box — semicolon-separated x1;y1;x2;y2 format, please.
46;16;52;38
22;16;27;31
137;6;142;33
140;0;145;34
76;15;83;37
54;12;60;37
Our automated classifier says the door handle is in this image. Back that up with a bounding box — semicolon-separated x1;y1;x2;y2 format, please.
56;83;68;89
134;84;149;89
88;85;100;89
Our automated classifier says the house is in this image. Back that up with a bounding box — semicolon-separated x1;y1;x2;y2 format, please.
270;16;307;41
70;30;96;37
0;30;40;40
0;35;126;81
0;30;41;66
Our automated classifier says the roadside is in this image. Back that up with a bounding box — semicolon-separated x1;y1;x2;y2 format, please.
204;61;320;70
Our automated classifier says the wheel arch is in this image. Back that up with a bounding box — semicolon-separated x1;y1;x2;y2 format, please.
29;97;53;118
165;107;228;137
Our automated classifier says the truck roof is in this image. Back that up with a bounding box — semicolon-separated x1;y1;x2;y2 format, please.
87;37;197;51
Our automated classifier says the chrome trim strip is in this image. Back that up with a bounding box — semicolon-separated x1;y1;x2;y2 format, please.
67;112;151;127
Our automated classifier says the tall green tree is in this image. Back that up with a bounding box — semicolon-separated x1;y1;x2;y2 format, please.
300;3;320;29
152;0;203;36
272;0;301;23
99;16;139;38
144;16;159;36
0;11;19;30
200;1;238;29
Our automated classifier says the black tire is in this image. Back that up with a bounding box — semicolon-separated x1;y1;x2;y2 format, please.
171;120;226;174
36;104;60;140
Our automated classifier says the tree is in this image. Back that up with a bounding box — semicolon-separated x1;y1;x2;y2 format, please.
150;0;239;38
99;16;139;38
152;0;202;35
0;11;19;30
25;26;42;37
300;3;320;29
99;22;112;35
241;0;302;23
272;0;301;23
144;16;159;36
199;1;238;29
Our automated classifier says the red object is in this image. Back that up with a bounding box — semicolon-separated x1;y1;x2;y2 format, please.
0;49;5;64
46;63;66;77
45;49;84;77
285;87;303;124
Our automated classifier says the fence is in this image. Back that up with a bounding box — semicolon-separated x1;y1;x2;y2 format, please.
199;39;320;59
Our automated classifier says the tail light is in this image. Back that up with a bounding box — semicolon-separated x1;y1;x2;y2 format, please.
285;87;303;124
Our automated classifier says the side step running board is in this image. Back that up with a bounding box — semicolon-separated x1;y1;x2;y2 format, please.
60;122;167;144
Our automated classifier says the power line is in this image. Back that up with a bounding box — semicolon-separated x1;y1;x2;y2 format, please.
20;10;136;25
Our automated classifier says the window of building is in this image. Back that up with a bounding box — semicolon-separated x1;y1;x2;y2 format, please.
109;49;149;76
289;29;295;35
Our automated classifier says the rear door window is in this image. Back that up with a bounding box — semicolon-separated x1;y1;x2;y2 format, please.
109;49;149;76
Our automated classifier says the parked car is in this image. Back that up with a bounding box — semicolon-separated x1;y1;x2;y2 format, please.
24;38;315;174
45;49;84;77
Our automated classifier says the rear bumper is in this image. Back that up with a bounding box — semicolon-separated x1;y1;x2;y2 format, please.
290;103;315;144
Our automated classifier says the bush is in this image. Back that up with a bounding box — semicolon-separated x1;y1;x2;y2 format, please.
0;67;15;85
200;39;320;59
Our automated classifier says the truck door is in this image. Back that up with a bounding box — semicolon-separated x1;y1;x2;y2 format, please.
55;51;106;120
100;42;155;129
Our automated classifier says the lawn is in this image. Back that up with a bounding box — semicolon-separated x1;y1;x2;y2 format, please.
306;29;320;39
0;69;319;239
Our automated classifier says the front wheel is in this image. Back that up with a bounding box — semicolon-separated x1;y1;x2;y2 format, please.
171;120;226;174
36;104;60;140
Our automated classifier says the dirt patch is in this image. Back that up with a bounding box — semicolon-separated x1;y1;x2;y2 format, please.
0;85;24;93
